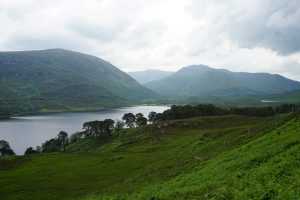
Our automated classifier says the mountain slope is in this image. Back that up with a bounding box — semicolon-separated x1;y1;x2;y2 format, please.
145;65;300;97
261;89;300;103
128;69;174;84
0;49;155;114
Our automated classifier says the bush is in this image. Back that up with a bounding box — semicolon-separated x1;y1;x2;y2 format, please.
24;147;39;155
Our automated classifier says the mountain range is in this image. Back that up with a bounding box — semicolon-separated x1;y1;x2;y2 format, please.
0;49;155;115
1;49;300;116
144;65;300;97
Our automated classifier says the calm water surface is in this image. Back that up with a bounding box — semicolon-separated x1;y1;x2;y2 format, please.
0;105;169;155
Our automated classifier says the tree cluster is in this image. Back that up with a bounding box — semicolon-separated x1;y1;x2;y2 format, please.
148;103;300;122
24;147;39;155
122;113;148;128
0;140;15;157
41;131;69;153
155;104;228;121
83;119;115;137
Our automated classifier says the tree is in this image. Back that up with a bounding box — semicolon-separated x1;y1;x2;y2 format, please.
0;140;15;157
24;147;38;155
42;138;61;153
155;113;164;123
135;113;147;127
115;120;125;132
57;131;68;151
83;121;95;137
148;111;158;123
83;121;103;137
69;132;82;143
83;119;115;137
122;113;136;128
102;119;115;136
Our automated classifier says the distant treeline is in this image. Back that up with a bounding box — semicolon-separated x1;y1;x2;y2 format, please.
156;104;300;121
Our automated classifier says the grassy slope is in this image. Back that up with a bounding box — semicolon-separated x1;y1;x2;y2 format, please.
126;117;300;200
0;115;299;199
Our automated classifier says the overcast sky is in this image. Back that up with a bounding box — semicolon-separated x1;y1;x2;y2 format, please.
1;0;300;80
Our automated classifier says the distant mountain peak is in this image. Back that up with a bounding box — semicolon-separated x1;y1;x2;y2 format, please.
145;64;300;97
44;48;67;51
179;64;212;71
41;48;86;54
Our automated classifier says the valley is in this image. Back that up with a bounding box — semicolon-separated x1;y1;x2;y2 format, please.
1;2;300;200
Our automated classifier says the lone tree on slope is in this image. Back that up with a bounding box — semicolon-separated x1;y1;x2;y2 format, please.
57;131;69;151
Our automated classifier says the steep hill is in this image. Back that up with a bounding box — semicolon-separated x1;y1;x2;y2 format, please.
0;49;155;115
128;69;174;84
0;114;299;199
145;65;300;97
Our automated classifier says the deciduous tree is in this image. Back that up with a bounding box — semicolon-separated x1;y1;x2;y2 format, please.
57;131;69;151
148;111;158;123
122;113;136;128
135;113;147;127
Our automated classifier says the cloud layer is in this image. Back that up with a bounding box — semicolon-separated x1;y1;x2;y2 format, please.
0;0;300;80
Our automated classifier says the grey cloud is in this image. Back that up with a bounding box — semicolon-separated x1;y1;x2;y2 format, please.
0;0;300;81
275;61;300;81
68;21;127;43
3;34;87;52
188;0;300;55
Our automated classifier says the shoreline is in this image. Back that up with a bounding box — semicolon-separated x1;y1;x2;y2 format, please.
1;103;170;119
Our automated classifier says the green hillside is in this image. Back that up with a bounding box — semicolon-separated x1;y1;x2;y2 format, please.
0;113;299;199
145;65;300;98
0;49;155;116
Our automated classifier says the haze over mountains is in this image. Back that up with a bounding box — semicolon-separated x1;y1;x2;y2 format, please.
0;49;155;114
144;65;300;97
128;69;174;84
